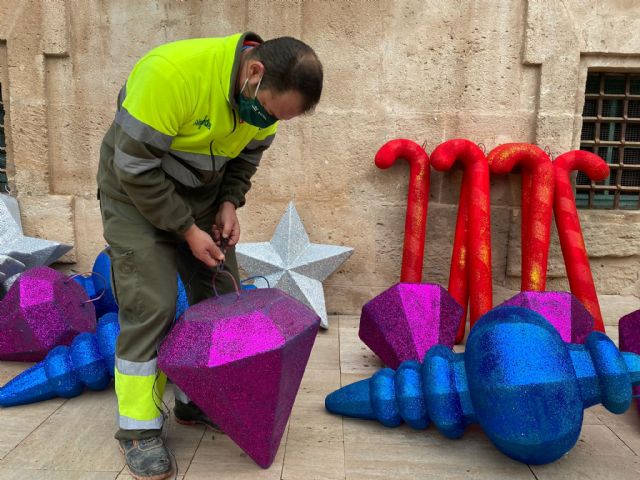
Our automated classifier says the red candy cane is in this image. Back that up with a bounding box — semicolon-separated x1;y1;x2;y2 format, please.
375;140;430;283
553;151;609;332
488;144;554;291
431;139;492;337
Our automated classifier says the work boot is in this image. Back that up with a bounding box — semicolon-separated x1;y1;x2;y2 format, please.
173;399;224;433
118;436;173;480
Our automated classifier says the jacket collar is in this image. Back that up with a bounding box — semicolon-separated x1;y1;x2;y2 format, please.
227;32;263;109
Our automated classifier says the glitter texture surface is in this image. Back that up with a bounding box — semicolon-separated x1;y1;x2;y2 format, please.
498;291;593;343
0;313;119;407
327;306;640;465
158;288;320;468
0;266;97;362
619;309;640;411
75;250;189;320
430;139;492;342
235;202;353;329
89;249;119;317
375;139;430;283
553;151;609;332
487;144;553;291
358;283;462;369
0;194;72;291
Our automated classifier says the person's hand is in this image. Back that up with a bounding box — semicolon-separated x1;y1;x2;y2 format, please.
213;201;241;247
184;224;225;267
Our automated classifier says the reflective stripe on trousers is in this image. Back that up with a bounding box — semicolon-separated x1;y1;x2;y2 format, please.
115;357;166;430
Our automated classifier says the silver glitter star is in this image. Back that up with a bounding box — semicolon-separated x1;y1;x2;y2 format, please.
236;202;353;329
0;194;72;291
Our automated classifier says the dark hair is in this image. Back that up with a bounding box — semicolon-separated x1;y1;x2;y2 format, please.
249;37;323;113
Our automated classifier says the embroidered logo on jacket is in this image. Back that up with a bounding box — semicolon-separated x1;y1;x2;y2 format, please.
194;115;211;130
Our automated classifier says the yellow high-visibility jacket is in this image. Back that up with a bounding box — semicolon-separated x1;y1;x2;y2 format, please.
98;32;277;234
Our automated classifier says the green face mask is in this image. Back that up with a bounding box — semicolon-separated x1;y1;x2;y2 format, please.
237;75;278;128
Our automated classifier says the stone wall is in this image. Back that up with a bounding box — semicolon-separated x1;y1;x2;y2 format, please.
0;0;638;324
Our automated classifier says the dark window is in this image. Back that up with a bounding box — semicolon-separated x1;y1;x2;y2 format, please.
578;72;640;209
0;84;6;192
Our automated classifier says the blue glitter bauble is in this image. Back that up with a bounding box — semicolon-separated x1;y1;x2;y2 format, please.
326;306;640;464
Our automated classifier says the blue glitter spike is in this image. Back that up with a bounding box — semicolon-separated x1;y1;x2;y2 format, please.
326;306;640;465
0;313;120;407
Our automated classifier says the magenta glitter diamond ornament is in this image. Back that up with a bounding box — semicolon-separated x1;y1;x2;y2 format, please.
158;287;320;469
359;283;463;369
619;309;640;411
0;266;97;362
497;291;593;343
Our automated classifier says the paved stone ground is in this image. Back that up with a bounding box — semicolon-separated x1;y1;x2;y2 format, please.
0;315;639;480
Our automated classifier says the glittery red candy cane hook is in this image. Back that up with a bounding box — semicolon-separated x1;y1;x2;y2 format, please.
488;144;554;291
430;139;492;338
553;151;610;332
375;139;430;284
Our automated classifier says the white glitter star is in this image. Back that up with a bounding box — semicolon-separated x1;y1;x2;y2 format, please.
0;194;72;291
236;202;353;329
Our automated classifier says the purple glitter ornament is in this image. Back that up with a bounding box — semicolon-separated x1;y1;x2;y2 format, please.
0;266;96;362
497;291;593;343
158;287;320;468
619;309;640;411
359;283;463;369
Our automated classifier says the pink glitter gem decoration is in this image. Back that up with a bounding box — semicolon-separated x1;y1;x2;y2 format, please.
158;288;320;468
498;291;593;343
358;283;463;369
619;309;640;411
0;266;96;362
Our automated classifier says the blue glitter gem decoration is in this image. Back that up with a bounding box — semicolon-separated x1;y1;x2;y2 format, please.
0;313;120;407
325;306;640;465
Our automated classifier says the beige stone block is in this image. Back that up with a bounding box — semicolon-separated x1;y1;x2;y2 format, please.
42;0;69;56
0;1;21;38
422;203;457;286
281;438;345;480
578;210;640;258
590;258;640;295
248;0;303;38
0;471;117;480
72;196;105;273
339;318;383;375
343;424;535;480
377;1;530;115
46;104;113;197
599;294;640;326
535;112;577;155
186;429;285;480
443;112;537;150
162;0;248;39
282;405;345;479
324;283;382;316
18;194;76;263
300;0;390;112
5;32;46;103
249;120;306;199
306;320;340;371
299;110;391;202
0;389;122;472
0;362;65;459
531;427;640;480
292;368;341;409
7;105;49;195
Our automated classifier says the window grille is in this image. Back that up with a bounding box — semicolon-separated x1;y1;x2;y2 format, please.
578;72;640;209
